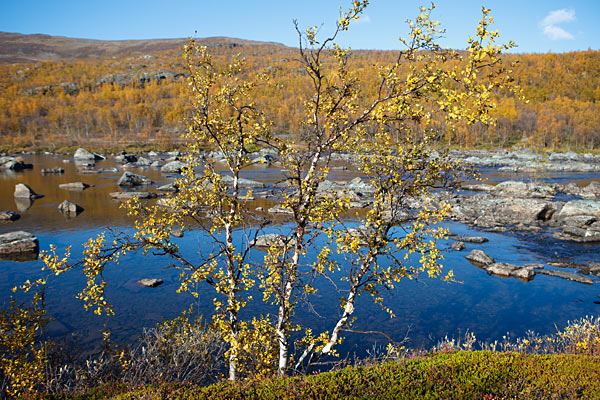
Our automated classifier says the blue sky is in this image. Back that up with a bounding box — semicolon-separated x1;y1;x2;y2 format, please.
2;0;599;53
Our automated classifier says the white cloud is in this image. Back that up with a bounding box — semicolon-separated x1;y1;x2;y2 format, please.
541;9;576;40
543;24;574;40
543;9;576;25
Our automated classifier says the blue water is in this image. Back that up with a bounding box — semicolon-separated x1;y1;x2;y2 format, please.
0;154;599;357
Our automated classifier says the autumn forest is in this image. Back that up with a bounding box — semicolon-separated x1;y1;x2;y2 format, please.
1;35;599;152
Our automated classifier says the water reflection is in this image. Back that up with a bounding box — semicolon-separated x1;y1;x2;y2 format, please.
14;196;34;212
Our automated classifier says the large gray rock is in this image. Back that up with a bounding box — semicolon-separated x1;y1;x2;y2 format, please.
58;200;84;216
485;262;519;277
443;192;557;227
0;231;39;261
466;249;495;266
117;171;151;187
161;160;186;173
14;183;43;199
74;148;105;161
556;200;600;219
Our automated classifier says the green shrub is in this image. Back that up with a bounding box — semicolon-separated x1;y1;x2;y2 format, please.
109;351;599;399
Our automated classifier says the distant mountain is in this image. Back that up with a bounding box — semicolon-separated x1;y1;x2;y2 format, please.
0;32;287;63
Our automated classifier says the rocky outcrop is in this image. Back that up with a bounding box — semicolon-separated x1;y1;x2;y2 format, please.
117;172;151;187
551;200;600;242
491;180;556;199
14;183;43;199
450;149;600;172
555;200;600;219
442;192;558;228
0;231;39;261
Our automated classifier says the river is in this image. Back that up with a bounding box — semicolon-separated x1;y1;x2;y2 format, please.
0;152;599;357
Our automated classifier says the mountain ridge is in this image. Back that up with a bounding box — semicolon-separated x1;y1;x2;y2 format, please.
0;31;287;63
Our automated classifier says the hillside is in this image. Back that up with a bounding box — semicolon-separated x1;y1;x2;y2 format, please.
0;32;286;63
0;32;599;151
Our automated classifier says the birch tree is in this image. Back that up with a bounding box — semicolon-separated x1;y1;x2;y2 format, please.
41;1;519;381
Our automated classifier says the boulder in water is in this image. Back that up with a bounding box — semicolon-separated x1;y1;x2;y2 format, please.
14;183;43;199
58;200;84;216
0;231;39;261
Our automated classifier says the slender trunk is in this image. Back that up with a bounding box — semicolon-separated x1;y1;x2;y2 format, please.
276;225;304;375
225;220;239;381
296;253;376;373
320;254;373;355
226;166;241;381
277;148;322;375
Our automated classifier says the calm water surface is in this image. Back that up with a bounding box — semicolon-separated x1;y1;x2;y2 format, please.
1;154;599;355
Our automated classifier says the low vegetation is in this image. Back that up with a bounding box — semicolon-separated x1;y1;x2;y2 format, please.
120;352;600;400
